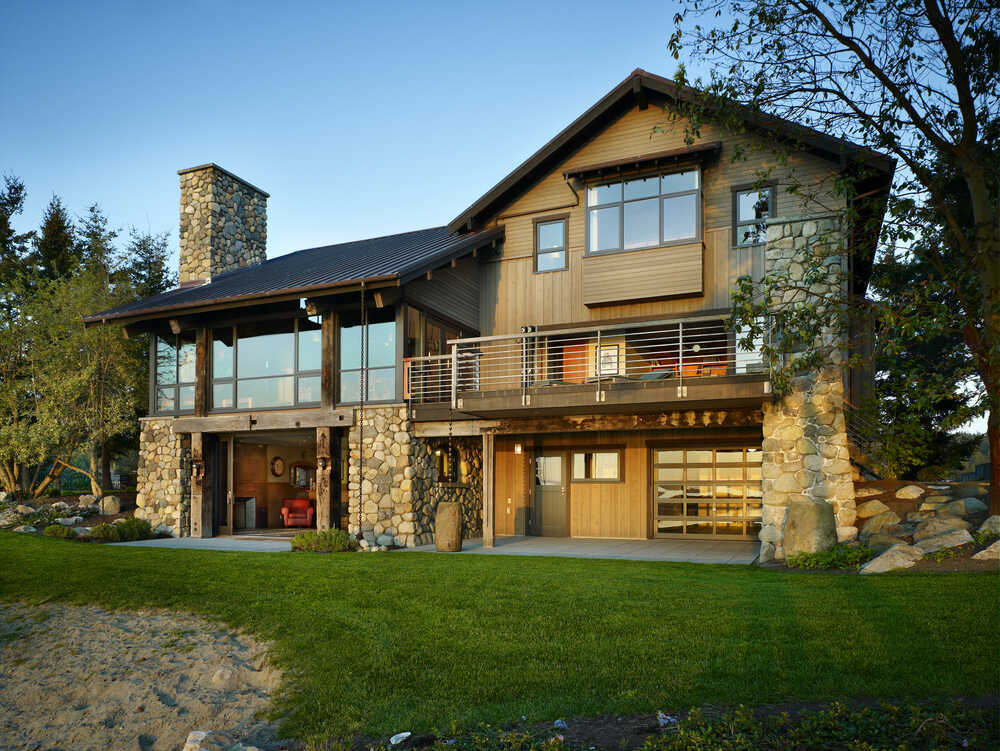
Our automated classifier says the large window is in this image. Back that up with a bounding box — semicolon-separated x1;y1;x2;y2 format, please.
211;316;322;411
340;308;397;403
733;184;775;246
586;168;700;254
153;332;196;414
572;450;622;482
534;216;567;272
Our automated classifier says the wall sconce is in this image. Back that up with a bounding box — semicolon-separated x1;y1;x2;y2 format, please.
318;457;328;471
191;460;204;480
514;443;523;455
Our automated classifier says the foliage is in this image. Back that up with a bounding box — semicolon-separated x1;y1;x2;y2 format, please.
114;517;153;542
29;195;80;283
1;533;997;740
973;530;998;547
291;528;359;553
785;544;876;570
667;0;999;500
42;524;75;539
86;523;122;542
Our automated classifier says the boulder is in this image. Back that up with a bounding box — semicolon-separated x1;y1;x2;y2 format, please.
782;499;837;556
376;534;394;548
15;504;35;515
954;484;988;499
915;529;974;554
905;511;935;523
73;527;92;536
78;494;98;505
854;487;883;498
100;495;122;515
978;516;1000;536
942;498;988;517
919;501;944;512
856;499;890;519
758;541;776;563
859;510;901;541
435;502;462;552
836;526;857;543
55;516;83;526
895;485;924;500
51;501;71;511
13;525;36;533
913;515;970;541
972;540;1000;561
0;491;12;504
860;544;924;574
867;532;909;553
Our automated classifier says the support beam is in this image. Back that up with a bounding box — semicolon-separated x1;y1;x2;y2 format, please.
194;328;208;416
315;426;332;531
482;430;495;548
189;432;212;538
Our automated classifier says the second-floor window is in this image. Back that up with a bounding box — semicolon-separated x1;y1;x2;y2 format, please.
586;168;701;254
339;308;397;403
733;185;775;246
154;332;196;414
211;317;322;411
534;217;567;272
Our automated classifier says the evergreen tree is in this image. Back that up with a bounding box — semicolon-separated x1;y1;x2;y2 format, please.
0;175;33;313
123;227;175;298
31;195;80;281
77;204;119;274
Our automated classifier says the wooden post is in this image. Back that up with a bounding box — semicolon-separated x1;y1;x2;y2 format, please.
190;432;212;538
194;328;208;416
321;312;335;409
482;430;495;548
316;426;332;531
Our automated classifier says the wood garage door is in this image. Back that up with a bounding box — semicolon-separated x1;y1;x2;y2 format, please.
651;446;762;539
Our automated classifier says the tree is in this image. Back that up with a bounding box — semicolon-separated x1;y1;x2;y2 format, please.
77;204;119;273
123;228;174;299
669;0;999;509
0;175;33;314
30;195;80;282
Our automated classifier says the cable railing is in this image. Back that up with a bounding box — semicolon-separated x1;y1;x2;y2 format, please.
407;315;769;407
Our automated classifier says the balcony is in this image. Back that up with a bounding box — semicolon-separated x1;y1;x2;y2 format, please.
407;316;772;419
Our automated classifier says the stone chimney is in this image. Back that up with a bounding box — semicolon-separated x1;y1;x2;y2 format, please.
177;163;268;285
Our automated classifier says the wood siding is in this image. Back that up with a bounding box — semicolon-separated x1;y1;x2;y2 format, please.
480;104;843;334
581;242;702;305
405;255;481;331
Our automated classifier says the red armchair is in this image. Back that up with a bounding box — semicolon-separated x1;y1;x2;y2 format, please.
280;498;314;528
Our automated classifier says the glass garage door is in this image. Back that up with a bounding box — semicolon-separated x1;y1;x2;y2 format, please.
652;446;762;538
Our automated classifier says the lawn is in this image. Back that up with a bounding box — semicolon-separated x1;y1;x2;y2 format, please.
0;533;997;742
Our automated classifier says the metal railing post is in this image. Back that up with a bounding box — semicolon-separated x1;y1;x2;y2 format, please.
595;328;602;400
678;321;684;392
450;344;458;409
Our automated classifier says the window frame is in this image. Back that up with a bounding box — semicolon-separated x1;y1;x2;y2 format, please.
533;214;569;273
731;182;777;247
584;167;702;256
571;448;624;483
209;316;324;413
338;308;399;405
151;332;197;416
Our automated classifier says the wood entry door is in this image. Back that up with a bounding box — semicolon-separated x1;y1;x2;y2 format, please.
212;435;235;536
533;453;567;536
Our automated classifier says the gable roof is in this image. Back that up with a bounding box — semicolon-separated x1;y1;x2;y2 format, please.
85;225;502;324
448;68;895;234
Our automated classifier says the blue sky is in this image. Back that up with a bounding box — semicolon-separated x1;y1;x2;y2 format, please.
2;0;697;263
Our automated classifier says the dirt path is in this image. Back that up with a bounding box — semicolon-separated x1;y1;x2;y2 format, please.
0;602;288;751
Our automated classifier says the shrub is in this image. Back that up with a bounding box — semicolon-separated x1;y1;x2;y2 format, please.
114;517;153;542
87;523;122;542
42;524;76;539
291;529;358;553
785;544;876;570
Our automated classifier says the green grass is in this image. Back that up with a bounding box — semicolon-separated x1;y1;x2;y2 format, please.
0;532;997;742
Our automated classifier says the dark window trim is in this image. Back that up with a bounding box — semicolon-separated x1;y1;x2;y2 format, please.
533;213;569;273
731;181;777;248
336;306;400;406
152;333;197;416
584;167;702;257
208;317;323;413
570;448;624;483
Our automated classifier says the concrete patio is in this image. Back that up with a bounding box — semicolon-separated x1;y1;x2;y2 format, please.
115;534;759;563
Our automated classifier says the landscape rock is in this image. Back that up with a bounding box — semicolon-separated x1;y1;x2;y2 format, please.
836;526;857;543
942;498;988;517
854;487;883;498
51;501;71;511
866;532;909;553
954;484;988;499
0;491;12;504
972;540;1000;561
895;485;924;499
758;541;776;563
782;499;837;556
915;529;974;554
860;544;924;574
73;527;92;536
859;510;901;541
100;495;122;515
55;516;83;526
978;516;1000;536
905;511;935;523
435;502;463;552
78;494;98;505
855;499;890;519
376;534;394;547
13;525;36;533
14;504;35;515
913;515;970;541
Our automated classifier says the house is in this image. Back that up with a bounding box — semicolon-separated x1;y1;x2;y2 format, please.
86;69;894;559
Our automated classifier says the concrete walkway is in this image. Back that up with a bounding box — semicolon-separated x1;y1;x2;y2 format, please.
112;536;292;552
407;535;760;564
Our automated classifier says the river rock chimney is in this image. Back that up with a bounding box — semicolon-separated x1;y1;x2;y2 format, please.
177;163;268;285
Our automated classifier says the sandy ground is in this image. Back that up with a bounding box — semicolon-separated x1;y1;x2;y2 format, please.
0;602;289;751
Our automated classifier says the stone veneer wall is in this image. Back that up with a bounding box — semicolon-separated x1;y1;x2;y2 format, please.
346;406;483;548
178;164;267;284
134;418;191;536
758;215;856;562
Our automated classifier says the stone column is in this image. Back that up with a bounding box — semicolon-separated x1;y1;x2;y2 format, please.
758;215;856;561
135;418;191;537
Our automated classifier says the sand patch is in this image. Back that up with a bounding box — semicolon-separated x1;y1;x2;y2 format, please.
0;602;288;751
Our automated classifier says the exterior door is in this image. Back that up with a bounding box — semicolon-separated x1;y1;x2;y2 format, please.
533;453;567;536
212;436;234;536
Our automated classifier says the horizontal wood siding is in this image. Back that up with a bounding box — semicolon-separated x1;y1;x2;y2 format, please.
582;243;702;305
479;104;844;335
405;255;481;331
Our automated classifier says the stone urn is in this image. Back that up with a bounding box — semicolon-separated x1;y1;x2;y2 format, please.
435;502;462;552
